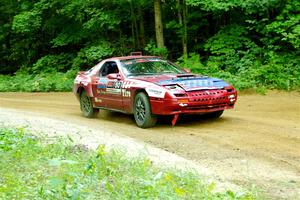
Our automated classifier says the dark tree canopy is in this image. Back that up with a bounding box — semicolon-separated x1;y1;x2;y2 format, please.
0;0;299;91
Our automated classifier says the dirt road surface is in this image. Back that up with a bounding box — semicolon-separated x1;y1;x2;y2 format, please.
1;91;300;199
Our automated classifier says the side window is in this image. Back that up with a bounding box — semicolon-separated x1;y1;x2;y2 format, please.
99;61;119;77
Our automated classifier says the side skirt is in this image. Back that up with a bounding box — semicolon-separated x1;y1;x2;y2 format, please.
95;106;130;114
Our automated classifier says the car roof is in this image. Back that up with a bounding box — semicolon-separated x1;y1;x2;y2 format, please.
108;55;159;61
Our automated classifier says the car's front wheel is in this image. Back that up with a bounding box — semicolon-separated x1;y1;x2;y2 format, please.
80;90;99;118
134;92;157;128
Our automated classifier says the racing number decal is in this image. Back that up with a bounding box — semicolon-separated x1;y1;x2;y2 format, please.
106;81;122;95
97;80;132;97
114;81;122;89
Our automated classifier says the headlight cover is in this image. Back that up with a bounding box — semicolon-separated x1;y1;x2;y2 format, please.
164;84;184;92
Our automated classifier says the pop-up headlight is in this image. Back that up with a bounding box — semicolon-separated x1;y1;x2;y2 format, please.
165;85;184;92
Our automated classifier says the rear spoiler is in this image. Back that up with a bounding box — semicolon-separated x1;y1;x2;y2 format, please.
130;52;142;56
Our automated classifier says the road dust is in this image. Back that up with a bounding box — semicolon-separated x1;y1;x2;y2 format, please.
0;91;299;199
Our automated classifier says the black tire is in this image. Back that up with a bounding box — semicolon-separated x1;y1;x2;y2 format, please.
205;110;224;119
80;90;99;118
134;92;157;128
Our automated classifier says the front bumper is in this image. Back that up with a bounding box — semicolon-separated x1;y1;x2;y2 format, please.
150;89;237;115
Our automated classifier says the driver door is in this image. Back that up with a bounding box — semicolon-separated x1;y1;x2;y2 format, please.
93;61;123;111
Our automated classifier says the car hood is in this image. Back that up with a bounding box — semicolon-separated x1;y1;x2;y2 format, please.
130;74;229;91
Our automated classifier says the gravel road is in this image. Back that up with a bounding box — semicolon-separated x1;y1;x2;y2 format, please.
0;91;299;199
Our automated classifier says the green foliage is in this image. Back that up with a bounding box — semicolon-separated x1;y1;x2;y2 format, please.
0;127;255;199
32;54;75;74
12;11;42;33
178;51;300;91
262;0;300;49
0;71;75;92
72;42;115;69
0;0;299;91
177;53;208;73
186;0;279;13
144;41;168;58
203;25;262;73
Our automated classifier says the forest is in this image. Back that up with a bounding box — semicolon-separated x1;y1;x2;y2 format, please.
0;0;299;92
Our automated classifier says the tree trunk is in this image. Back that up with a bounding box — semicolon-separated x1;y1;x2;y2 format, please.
154;0;164;48
177;0;188;58
137;3;146;47
130;0;138;48
182;0;188;58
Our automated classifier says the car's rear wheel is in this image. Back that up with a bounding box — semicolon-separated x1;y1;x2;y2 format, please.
134;92;157;128
80;90;99;118
205;110;224;119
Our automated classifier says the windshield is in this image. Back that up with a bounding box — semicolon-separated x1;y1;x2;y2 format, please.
120;58;185;76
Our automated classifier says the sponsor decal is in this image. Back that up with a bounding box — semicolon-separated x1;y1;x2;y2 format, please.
107;81;122;89
158;78;229;89
99;79;108;84
95;98;102;103
181;80;214;87
81;76;92;86
106;88;122;95
107;81;114;88
97;84;106;89
96;80;123;95
122;90;131;97
106;81;122;95
82;81;89;86
114;81;122;89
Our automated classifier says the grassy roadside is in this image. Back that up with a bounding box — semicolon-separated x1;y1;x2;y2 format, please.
0;127;256;199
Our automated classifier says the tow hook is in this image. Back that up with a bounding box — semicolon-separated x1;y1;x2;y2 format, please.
172;114;179;127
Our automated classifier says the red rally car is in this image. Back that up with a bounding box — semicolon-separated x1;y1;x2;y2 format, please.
73;54;237;128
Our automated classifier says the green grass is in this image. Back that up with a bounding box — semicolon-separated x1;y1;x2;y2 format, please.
0;127;255;199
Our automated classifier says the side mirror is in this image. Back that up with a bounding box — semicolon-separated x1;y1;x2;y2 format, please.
183;68;191;73
107;73;121;80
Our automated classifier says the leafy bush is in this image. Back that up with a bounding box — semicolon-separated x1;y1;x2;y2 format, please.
0;70;75;92
177;52;300;91
12;11;42;33
204;25;262;73
31;53;75;74
72;42;114;70
144;41;168;58
0;127;255;199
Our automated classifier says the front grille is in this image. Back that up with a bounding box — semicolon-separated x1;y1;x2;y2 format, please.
191;96;226;102
186;103;226;110
188;90;227;103
189;90;225;96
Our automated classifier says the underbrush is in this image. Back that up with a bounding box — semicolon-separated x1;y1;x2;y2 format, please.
0;127;255;199
178;53;300;91
0;70;75;92
1;58;299;92
1;51;299;92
